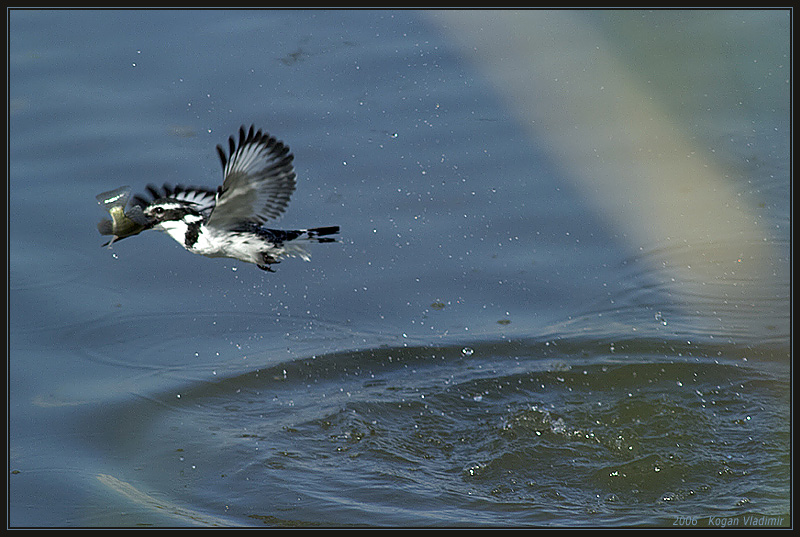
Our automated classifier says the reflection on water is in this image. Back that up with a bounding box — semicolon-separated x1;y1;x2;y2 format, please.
90;338;789;526
428;10;789;343
545;236;790;344
95;474;237;527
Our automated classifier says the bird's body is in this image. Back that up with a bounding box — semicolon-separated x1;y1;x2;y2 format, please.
98;126;339;271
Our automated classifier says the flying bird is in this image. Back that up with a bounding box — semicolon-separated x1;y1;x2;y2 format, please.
97;125;339;271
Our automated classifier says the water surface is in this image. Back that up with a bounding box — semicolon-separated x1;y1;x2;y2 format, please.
9;9;790;527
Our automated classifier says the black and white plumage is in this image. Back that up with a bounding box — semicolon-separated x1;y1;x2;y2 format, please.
126;125;339;271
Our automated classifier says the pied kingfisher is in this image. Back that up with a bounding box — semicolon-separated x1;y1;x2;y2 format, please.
105;125;339;272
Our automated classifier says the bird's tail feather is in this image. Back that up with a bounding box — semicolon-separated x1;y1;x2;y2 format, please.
305;226;340;242
282;226;340;261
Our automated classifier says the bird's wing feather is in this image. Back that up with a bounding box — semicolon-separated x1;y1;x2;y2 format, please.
132;184;218;220
207;125;296;230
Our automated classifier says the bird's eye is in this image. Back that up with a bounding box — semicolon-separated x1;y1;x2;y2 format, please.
154;207;164;215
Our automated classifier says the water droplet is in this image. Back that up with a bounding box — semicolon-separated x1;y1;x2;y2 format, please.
461;347;474;356
463;461;485;477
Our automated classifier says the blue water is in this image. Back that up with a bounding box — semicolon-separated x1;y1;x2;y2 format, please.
9;9;790;527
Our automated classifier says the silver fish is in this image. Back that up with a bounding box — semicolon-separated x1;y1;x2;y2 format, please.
96;186;151;247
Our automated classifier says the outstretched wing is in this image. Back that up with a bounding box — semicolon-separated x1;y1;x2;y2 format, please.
132;184;218;220
207;125;297;230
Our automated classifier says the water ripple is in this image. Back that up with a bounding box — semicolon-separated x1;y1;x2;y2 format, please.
88;336;789;526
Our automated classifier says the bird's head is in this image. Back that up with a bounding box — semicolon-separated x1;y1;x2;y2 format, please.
141;199;205;243
142;199;199;224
